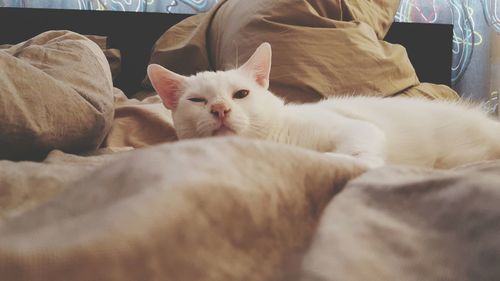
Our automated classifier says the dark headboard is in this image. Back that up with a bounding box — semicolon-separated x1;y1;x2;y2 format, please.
0;7;453;95
0;7;190;95
384;22;453;87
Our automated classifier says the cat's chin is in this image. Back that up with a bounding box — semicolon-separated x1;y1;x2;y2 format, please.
212;126;236;137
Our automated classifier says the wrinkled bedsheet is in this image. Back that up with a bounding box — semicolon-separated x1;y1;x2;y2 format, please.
1;139;499;280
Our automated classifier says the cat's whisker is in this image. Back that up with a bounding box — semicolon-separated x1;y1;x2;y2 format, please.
175;125;199;139
245;123;269;138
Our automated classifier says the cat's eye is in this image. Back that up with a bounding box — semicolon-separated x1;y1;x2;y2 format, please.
188;97;207;103
233;89;250;99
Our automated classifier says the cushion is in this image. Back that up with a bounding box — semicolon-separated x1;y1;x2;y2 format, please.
0;30;115;160
84;35;122;81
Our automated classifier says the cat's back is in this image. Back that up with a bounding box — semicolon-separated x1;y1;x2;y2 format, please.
317;96;500;167
318;96;489;127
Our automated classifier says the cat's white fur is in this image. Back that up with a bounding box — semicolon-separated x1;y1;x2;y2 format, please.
148;42;500;169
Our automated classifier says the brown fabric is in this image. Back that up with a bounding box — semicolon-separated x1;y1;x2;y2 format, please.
0;138;365;281
2;35;121;81
0;150;119;220
102;89;177;148
104;48;122;80
397;82;460;100
208;0;416;103
301;160;500;281
144;0;458;103
0;30;115;161
84;35;122;80
339;0;402;39
142;9;220;79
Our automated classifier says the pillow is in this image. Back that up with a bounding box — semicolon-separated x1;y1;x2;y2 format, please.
84;35;122;81
208;0;419;102
1;35;121;80
0;30;115;160
144;0;459;103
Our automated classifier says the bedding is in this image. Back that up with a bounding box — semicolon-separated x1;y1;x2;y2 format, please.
84;35;121;81
1;140;499;280
143;0;459;103
102;90;177;149
0;0;497;280
0;138;366;281
0;30;115;161
301;161;500;281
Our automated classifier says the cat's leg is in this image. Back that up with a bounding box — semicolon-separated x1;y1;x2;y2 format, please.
323;152;381;169
324;152;384;169
332;120;387;169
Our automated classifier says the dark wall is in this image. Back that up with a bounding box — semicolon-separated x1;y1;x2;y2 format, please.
384;22;453;87
0;7;190;95
0;7;453;95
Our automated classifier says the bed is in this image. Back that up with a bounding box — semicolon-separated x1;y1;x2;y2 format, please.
0;0;499;280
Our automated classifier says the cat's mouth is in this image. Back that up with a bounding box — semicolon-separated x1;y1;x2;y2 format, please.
212;125;236;136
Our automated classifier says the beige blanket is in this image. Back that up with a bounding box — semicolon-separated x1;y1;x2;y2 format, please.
0;138;365;280
1;139;499;280
302;161;500;281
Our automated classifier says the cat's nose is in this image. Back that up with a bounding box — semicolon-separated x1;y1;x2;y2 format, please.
210;103;231;119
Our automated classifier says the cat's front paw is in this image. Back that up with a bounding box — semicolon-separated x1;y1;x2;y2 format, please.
358;158;385;169
324;152;384;169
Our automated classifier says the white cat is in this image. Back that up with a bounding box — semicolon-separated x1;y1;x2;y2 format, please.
147;42;500;169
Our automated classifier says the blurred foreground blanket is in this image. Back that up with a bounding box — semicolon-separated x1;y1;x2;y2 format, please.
1;138;499;281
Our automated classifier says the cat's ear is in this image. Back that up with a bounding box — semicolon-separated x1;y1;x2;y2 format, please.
239;42;272;89
147;64;186;110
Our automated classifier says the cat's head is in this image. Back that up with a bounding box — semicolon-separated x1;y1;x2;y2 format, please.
147;42;284;140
